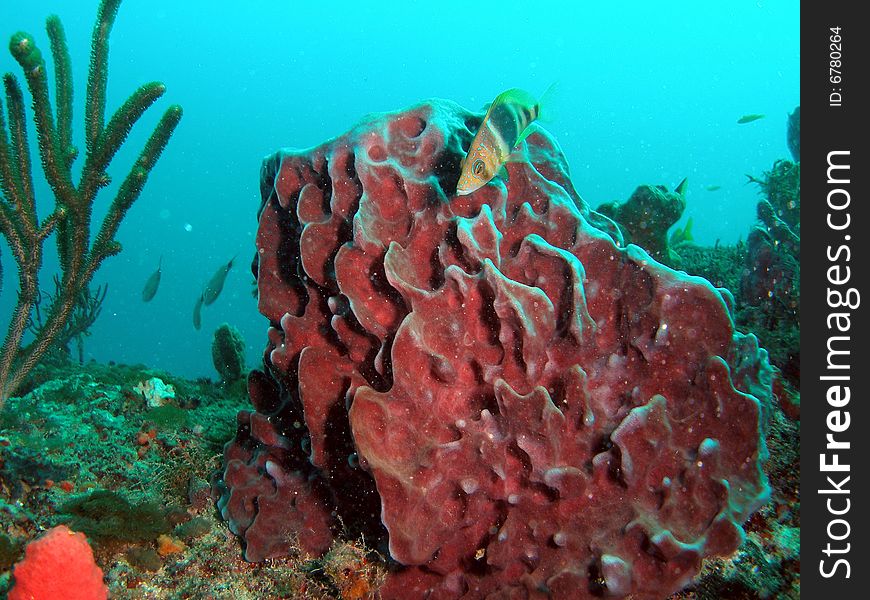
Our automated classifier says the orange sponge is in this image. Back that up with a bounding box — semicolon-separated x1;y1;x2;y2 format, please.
9;525;108;600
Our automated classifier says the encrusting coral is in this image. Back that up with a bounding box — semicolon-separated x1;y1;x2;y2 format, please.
0;0;181;404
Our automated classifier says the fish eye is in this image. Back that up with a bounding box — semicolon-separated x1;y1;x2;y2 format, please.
472;159;486;177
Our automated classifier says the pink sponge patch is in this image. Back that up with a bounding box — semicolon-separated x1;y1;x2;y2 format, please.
9;525;108;600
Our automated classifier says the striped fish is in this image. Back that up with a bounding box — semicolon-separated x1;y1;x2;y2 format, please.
457;86;552;196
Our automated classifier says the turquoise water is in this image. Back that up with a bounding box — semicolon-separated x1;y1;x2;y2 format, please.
0;0;799;380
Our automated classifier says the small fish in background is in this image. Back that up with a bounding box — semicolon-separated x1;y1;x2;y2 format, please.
737;113;765;124
745;173;764;185
141;257;162;302
193;293;204;330
705;184;722;192
202;256;235;306
457;84;556;196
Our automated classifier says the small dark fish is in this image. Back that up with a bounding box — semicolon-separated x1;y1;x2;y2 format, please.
202;256;235;306
705;185;722;192
141;257;162;302
737;113;765;124
193;293;204;330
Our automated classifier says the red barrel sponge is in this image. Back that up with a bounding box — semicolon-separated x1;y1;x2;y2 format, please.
9;525;108;600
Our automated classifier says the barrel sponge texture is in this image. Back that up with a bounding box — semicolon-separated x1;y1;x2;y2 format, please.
9;525;108;600
213;99;774;598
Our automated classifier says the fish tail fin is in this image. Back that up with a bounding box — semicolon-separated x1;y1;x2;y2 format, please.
514;123;539;149
536;81;560;123
675;177;689;197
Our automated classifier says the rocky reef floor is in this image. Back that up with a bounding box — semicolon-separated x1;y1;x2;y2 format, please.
0;360;385;599
0;238;800;599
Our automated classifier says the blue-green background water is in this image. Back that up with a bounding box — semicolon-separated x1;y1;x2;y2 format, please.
0;0;799;381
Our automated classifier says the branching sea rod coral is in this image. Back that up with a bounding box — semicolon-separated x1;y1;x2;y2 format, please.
0;0;181;403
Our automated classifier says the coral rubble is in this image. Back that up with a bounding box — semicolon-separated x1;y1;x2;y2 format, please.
214;99;775;598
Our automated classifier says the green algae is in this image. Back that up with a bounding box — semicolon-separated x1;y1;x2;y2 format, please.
124;546;163;572
0;534;20;571
58;489;173;545
673;241;747;292
143;404;190;430
174;516;211;542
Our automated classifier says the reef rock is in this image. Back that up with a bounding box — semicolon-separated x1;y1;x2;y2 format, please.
742;199;800;310
596;183;686;264
739;160;800;388
214;99;773;599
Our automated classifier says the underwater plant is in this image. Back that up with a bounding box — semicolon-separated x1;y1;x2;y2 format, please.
27;277;108;366
58;488;174;545
0;0;181;403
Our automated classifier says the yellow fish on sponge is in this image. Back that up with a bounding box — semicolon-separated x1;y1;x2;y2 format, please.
457;86;554;196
